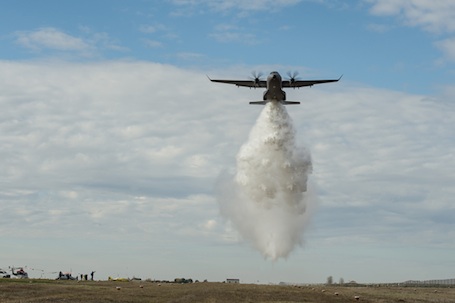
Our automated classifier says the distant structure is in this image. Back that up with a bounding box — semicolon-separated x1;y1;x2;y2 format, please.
174;278;193;284
403;279;455;286
226;278;240;284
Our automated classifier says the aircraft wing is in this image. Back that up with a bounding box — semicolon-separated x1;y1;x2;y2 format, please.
208;78;267;88
282;76;342;88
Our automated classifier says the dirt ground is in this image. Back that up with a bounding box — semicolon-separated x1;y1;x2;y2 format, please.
0;279;454;303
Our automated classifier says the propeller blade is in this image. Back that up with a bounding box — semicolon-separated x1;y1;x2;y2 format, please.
285;71;301;86
249;71;264;87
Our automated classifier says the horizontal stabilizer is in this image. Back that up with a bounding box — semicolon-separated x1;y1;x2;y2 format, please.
249;100;301;105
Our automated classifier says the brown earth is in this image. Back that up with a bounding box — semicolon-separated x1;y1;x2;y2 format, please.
0;279;454;303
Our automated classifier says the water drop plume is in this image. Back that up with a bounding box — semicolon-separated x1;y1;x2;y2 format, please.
217;102;314;260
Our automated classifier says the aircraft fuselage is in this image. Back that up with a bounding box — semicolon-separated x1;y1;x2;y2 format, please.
263;71;286;102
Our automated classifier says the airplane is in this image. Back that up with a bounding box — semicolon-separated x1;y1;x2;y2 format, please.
208;71;341;105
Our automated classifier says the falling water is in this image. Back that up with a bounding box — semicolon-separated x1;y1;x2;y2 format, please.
217;102;315;260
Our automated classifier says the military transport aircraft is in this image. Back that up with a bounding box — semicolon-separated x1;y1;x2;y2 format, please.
209;71;341;105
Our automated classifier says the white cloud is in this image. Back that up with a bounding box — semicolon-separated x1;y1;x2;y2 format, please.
143;38;164;48
435;37;455;61
209;24;261;44
15;27;91;51
367;0;455;33
173;0;301;10
87;31;128;52
175;52;205;60
171;0;301;15
1;61;454;281
139;24;168;34
209;31;260;44
14;27;127;56
207;0;301;12
366;1;455;71
367;23;392;33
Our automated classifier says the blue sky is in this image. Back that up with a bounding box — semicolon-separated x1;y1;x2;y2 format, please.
1;1;454;283
1;0;453;92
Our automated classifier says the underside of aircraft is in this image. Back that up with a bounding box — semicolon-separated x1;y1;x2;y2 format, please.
209;71;341;105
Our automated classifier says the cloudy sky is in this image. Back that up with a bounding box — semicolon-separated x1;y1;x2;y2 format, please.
1;0;454;283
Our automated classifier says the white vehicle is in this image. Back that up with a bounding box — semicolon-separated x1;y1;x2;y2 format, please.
1;269;11;278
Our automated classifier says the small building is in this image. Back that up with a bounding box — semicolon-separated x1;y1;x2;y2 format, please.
226;278;239;284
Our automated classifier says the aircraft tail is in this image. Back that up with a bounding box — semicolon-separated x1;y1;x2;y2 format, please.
249;101;267;105
281;101;300;105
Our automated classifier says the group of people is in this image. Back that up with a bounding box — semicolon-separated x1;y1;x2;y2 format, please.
57;271;95;280
80;271;96;280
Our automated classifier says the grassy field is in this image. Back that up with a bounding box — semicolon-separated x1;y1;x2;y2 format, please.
0;279;454;303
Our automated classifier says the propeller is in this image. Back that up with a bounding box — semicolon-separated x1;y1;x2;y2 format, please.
248;71;264;87
286;71;300;87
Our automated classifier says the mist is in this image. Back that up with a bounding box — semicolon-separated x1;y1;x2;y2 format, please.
217;102;315;260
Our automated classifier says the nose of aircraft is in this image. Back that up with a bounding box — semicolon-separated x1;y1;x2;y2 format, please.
268;71;281;82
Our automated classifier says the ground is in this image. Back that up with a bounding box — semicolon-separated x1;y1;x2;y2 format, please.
0;279;454;303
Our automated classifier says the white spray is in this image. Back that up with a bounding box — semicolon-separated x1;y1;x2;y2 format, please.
217;102;314;260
